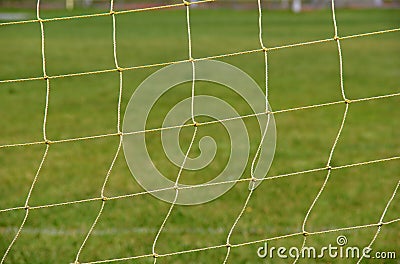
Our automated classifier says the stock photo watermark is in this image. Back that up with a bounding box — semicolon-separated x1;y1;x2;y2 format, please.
257;235;396;260
122;60;276;205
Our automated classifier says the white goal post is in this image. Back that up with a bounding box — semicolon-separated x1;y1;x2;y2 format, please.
66;0;94;10
66;0;74;10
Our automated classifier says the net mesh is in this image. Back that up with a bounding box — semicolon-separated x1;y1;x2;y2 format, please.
0;0;399;263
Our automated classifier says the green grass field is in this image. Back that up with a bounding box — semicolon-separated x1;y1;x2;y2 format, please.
0;5;399;264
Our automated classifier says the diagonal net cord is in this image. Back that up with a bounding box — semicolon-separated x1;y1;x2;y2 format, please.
151;2;197;262
0;91;399;151
0;155;397;217
222;0;271;262
0;28;398;85
73;1;124;263
73;217;400;263
0;0;215;27
294;0;350;262
356;179;400;263
0;146;49;264
0;156;398;219
0;1;51;263
73;139;122;264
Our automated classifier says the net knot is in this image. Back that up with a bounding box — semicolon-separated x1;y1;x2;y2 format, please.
303;231;309;237
183;0;191;6
110;10;116;15
344;98;352;104
377;221;383;227
193;122;199;127
333;35;340;41
24;205;30;210
101;196;108;202
45;140;52;145
249;177;257;190
117;67;124;72
326;165;332;171
43;75;49;80
153;253;159;258
226;243;232;248
262;46;268;52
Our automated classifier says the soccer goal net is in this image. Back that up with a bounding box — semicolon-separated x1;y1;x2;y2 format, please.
0;0;399;263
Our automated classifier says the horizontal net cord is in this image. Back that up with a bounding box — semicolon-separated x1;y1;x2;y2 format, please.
0;27;398;85
1;155;398;214
75;218;400;264
234;218;400;248
0;91;398;150
0;0;215;27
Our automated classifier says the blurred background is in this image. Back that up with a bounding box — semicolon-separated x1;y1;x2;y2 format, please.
0;0;400;11
0;0;399;263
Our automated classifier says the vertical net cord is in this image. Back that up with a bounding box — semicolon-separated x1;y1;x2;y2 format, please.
222;0;270;262
356;180;400;263
110;0;123;134
185;1;196;124
151;3;197;262
294;1;349;262
37;0;50;144
0;1;50;263
73;1;124;263
331;0;347;101
151;127;198;263
73;139;121;264
0;147;49;264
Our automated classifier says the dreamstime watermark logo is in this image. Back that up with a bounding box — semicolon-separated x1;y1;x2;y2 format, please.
257;235;397;260
122;60;276;205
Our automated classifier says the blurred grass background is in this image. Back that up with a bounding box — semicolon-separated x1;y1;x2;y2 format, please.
0;5;399;264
